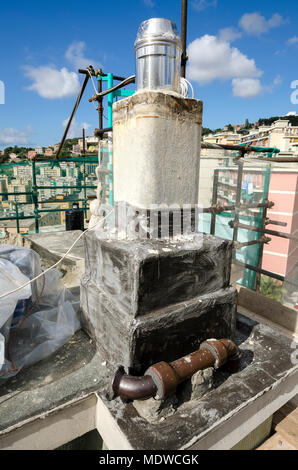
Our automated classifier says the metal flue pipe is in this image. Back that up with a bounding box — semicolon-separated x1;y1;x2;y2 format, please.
109;339;241;401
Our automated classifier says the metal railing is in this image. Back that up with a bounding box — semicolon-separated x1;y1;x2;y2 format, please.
0;155;98;233
1;146;297;297
201;148;298;292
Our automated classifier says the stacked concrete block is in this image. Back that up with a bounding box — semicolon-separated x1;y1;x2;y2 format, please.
80;231;237;374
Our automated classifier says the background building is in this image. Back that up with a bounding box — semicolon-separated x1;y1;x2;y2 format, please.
240;120;298;154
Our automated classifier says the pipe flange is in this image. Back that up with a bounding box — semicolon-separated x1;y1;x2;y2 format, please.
145;361;178;399
226;351;242;373
199;339;228;369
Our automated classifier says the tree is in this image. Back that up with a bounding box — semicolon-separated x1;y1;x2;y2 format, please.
260;275;287;303
243;119;253;130
0;153;10;164
237;128;250;136
257;115;298;127
202;127;213;136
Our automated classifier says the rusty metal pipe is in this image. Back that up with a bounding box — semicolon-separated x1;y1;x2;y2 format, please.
110;339;240;401
229;221;298;242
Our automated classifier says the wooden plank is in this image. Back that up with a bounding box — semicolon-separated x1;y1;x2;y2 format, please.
232;417;272;450
257;432;296;450
275;408;298;449
273;402;296;429
238;287;298;334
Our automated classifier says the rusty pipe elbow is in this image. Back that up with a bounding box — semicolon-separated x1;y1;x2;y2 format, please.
109;366;157;401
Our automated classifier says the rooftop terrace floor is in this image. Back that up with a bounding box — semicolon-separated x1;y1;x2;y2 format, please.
0;313;297;450
0;230;297;450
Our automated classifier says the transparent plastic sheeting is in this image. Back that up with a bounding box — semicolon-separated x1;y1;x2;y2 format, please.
198;153;298;307
0;245;80;382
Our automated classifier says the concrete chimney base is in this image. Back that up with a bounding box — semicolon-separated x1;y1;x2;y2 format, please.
80;230;237;373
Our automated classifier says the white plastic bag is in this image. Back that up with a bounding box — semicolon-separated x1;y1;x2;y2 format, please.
0;245;80;382
0;258;32;343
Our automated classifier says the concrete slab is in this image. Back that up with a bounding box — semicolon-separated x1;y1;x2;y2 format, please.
95;314;298;450
0;330;107;435
0;230;85;287
26;230;85;262
0;314;297;450
25;230;85;288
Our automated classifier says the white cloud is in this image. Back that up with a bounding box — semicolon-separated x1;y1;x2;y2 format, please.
191;0;217;11
239;12;286;35
232;75;281;99
24;65;80;99
62;118;91;139
287;36;298;46
0;126;33;146
218;27;242;42
65;41;97;70
143;0;155;7
232;78;262;98
273;75;282;86
286;111;297;116
187;34;262;85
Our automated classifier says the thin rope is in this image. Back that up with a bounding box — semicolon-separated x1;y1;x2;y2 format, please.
0;210;114;301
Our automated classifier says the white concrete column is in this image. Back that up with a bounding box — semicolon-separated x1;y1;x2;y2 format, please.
113;91;203;208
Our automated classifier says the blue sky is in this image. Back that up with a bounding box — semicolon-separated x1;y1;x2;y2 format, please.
0;0;297;149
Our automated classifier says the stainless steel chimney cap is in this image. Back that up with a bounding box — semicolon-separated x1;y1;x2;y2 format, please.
134;18;182;93
134;18;182;48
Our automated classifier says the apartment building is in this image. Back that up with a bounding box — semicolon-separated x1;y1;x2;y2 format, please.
7;180;32;203
13;165;32;179
36;175;79;201
203;132;241;146
240;119;298;154
78;136;99;152
85;163;98;176
39;166;62;178
44;148;54;157
35;146;43;155
72;144;81;155
0;177;8;201
66;166;79;178
27;151;37;160
263;170;298;280
203;120;298;155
